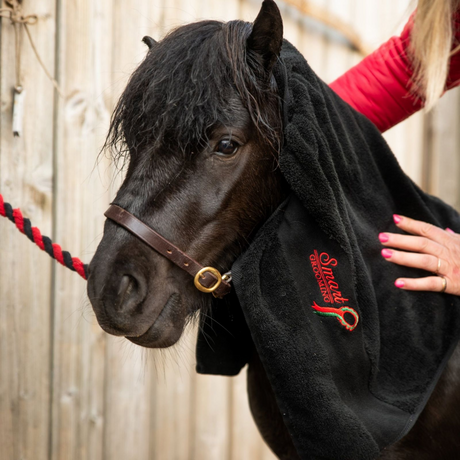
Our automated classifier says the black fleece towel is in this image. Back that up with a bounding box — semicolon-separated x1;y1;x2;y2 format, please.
196;41;460;459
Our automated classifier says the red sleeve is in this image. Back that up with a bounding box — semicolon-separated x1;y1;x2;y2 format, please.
330;13;460;133
447;13;460;90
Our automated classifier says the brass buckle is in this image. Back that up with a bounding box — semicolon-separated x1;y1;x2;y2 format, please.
194;267;222;294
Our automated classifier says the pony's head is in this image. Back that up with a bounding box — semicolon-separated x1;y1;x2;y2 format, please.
87;0;286;347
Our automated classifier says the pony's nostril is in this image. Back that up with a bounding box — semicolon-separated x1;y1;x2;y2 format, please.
118;274;136;296
116;274;141;312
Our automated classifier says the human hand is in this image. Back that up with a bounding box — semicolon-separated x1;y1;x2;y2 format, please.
379;215;460;295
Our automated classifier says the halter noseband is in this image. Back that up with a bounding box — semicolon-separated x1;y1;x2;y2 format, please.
104;205;232;298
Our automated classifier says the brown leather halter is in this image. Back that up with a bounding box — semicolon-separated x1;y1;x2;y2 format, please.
104;205;232;298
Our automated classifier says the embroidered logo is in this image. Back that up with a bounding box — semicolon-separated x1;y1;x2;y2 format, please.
311;301;359;331
309;250;359;331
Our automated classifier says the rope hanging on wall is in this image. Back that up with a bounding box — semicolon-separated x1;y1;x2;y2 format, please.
0;193;88;280
0;0;65;136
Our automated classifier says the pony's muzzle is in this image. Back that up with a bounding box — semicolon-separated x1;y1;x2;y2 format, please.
87;266;150;337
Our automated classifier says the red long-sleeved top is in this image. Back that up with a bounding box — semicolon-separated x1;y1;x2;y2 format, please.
330;13;460;132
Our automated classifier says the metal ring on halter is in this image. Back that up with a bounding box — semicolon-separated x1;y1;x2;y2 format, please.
440;276;447;293
194;267;222;293
436;257;442;275
212;272;232;298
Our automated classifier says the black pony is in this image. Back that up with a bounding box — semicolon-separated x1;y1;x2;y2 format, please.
88;1;460;458
88;3;286;347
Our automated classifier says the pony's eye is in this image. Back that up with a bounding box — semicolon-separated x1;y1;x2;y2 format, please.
215;139;239;156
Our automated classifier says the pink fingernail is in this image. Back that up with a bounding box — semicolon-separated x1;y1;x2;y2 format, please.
379;233;389;243
395;280;405;288
381;249;393;258
446;228;455;234
393;214;402;224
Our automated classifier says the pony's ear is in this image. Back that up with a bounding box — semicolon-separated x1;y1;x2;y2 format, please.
247;0;283;72
142;36;157;49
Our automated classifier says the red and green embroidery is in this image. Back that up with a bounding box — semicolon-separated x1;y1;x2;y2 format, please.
311;301;359;332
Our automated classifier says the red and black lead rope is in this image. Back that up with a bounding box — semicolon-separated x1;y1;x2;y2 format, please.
0;193;88;280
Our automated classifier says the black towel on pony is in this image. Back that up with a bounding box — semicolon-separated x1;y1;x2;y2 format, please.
196;41;460;459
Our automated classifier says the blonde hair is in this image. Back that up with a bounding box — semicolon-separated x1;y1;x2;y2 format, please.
411;0;460;111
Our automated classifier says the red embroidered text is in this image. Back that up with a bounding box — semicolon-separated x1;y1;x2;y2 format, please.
309;250;349;304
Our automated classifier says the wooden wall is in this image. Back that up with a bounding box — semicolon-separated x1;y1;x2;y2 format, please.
0;0;458;459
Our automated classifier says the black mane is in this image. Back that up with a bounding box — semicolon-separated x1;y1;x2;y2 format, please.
105;19;282;165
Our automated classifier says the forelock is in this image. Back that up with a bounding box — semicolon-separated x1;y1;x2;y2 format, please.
104;18;281;167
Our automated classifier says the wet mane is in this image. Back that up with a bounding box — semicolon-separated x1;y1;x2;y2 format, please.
104;19;282;166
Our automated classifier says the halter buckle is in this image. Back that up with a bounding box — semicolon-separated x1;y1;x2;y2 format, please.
194;267;222;293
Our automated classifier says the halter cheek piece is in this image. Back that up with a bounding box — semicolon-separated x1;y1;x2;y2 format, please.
104;205;232;298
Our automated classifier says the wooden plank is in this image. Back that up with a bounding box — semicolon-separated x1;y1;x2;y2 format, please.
101;2;156;460
322;0;355;83
279;1;301;46
294;0;330;80
229;369;277;460
423;88;460;204
155;0;198;37
0;1;56;459
192;373;231;459
240;0;261;22
306;0;338;83
296;0;327;79
201;0;240;21
103;338;152;460
150;325;195;459
384;111;425;185
50;0;113;459
346;0;365;69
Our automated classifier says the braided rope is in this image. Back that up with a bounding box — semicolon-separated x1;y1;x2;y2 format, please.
0;193;88;280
